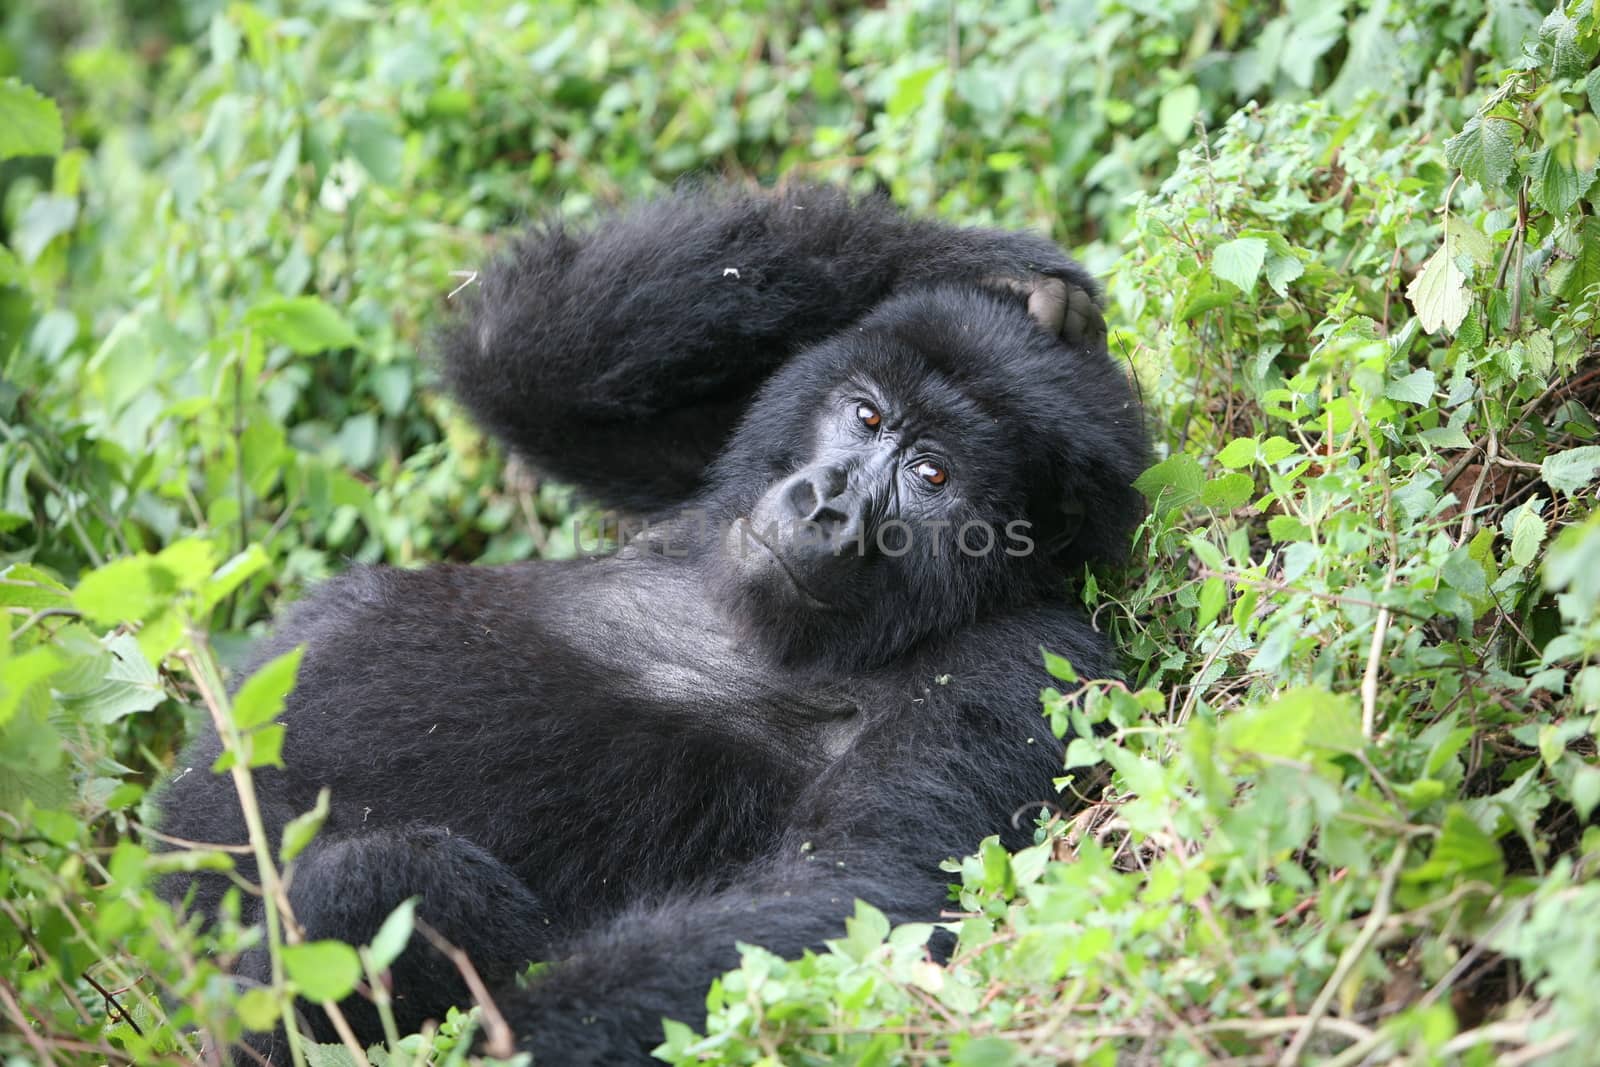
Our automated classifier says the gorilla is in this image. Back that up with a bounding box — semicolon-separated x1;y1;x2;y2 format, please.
155;185;1148;1063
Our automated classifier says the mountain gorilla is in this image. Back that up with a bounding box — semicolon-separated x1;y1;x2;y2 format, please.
156;185;1148;1063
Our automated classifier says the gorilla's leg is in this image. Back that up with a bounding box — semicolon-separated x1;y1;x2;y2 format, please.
236;826;551;1055
493;845;949;1066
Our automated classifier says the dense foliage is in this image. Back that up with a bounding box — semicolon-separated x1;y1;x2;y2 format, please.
2;0;1598;1064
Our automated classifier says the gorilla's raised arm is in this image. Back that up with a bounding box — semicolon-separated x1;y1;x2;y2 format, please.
438;185;1106;513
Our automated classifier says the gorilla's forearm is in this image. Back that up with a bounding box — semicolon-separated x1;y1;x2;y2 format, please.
439;184;1096;513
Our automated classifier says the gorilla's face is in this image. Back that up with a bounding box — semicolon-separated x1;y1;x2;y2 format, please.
727;380;1009;613
709;307;1070;669
703;284;1144;670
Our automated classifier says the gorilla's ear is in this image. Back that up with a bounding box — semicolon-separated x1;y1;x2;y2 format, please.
983;275;1108;353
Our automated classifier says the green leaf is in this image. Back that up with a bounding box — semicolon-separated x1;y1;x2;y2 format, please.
1556;217;1600;302
1546;12;1596;80
1212;237;1268;293
1445;114;1517;188
1527;142;1593;216
1403;806;1504;885
0;564;72;610
1509;506;1547;568
1264;251;1304;297
1571;764;1600;822
280;787;331;863
366;897;417;972
1157;84;1200;144
1406;243;1471;335
73;556;168;626
282;940;362;1002
13;195;78;264
0;79;64;160
1589;67;1600;116
1385;368;1436;404
344;113;404;186
1133;455;1204;514
834;900;891;961
1201;472;1254;510
1215;438;1257;469
1219;687;1363;762
1196;577;1226;630
235;988;281;1031
233;647;306;731
245;297;359;354
1040;647;1078;683
1542;446;1600;495
887;66;940;119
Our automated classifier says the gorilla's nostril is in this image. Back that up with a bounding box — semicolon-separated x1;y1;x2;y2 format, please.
821;467;848;499
785;478;820;518
813;506;850;532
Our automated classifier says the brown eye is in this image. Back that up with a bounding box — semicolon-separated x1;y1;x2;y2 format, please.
856;403;882;429
914;461;947;487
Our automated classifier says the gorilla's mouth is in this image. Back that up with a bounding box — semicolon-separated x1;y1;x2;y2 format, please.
741;524;835;611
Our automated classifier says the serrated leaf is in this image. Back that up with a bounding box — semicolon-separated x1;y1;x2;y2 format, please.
1445;216;1495;267
1527;143;1593;216
1403;806;1503;885
1445;115;1517;188
0;564;72;609
1220;687;1362;762
1510;507;1547;568
244;297;358;354
366;897;417;972
1133;454;1204;514
1557;217;1600;301
1589;67;1600;116
1201;472;1254;510
233;647;305;731
1542;446;1600;495
283;940;362;1002
73;556;168;625
1264;252;1304;297
1546;12;1596;80
1406;243;1471;335
1385;368;1436;404
280;787;330;863
0;79;64;160
1215;438;1257;469
1212;237;1268;293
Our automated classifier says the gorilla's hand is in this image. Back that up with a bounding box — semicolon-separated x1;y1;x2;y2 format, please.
982;272;1108;353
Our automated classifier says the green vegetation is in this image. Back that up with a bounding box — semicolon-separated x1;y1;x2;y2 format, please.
3;0;1598;1063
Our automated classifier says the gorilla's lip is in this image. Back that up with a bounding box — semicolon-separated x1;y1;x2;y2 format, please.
743;526;835;611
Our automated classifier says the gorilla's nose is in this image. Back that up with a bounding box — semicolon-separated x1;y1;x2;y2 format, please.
778;467;857;541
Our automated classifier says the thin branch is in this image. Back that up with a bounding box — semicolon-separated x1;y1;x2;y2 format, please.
414;919;515;1058
1278;840;1409;1066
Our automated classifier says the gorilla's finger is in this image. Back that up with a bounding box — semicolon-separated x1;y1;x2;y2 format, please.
1059;279;1107;353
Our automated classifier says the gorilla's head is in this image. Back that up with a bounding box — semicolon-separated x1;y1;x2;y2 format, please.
703;284;1149;670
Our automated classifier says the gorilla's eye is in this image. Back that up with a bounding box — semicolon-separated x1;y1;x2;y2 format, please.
913;461;947;487
856;403;882;429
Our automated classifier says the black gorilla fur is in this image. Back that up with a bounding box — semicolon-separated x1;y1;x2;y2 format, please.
156;185;1149;1063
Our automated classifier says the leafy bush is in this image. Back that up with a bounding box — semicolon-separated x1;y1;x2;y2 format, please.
1;0;1597;1064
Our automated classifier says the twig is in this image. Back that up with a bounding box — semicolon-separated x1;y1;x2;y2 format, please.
1195;569;1431;624
82;970;143;1037
1278;840;1409;1066
414;919;515;1058
0;976;57;1064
